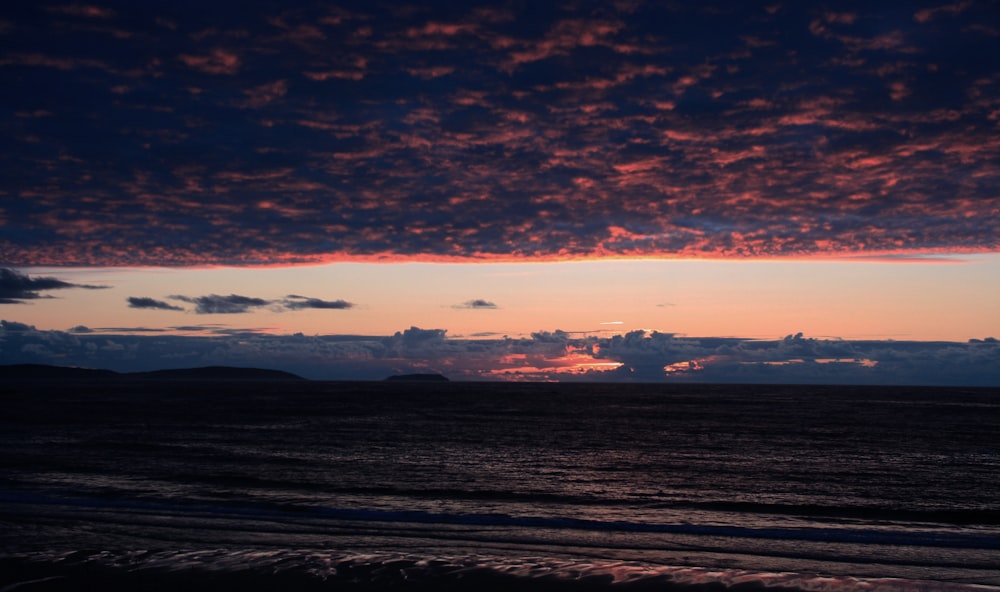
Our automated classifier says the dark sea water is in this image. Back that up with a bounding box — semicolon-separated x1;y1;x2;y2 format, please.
1;380;999;591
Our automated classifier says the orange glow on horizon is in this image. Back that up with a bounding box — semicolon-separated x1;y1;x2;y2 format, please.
12;253;999;346
8;245;997;269
486;350;624;380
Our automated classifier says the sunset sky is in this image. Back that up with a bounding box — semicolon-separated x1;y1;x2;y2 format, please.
1;1;998;384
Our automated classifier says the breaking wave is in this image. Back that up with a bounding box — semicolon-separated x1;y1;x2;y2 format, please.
4;550;999;592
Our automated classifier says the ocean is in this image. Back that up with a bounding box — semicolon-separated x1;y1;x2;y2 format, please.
1;380;998;591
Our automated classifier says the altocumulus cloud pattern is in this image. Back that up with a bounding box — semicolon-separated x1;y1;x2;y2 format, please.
1;1;998;266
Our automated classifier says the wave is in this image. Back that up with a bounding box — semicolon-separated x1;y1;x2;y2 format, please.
187;482;1000;527
306;507;1000;551
666;501;1000;526
3;550;998;592
4;492;998;552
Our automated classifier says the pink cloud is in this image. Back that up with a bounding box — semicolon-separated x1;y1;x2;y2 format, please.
672;64;716;95
46;4;116;19
303;69;364;81
887;80;910;101
239;80;288;108
266;16;326;43
823;12;857;25
548;63;670;92
294;119;341;132
964;23;999;36
740;35;777;48
178;49;241;75
914;1;973;23
405;66;455;79
213;169;295;183
406;21;478;37
809;16;915;54
0;53;112;72
500;18;625;71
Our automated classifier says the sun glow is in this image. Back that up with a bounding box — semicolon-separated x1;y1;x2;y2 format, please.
486;351;623;381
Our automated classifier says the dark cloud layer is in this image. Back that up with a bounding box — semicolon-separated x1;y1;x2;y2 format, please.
1;2;997;266
2;321;998;386
282;295;353;310
169;294;272;314
127;296;183;311
148;293;353;313
0;268;107;303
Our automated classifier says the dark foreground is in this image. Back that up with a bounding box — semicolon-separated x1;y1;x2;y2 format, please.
4;553;996;592
2;380;999;591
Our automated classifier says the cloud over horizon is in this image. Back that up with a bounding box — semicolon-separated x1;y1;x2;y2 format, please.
2;320;997;387
1;2;997;266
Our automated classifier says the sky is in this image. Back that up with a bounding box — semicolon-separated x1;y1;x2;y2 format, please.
1;1;998;384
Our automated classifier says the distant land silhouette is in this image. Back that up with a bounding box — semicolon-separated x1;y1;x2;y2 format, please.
0;364;304;382
384;373;450;382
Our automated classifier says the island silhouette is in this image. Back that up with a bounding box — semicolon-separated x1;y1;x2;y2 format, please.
0;364;304;382
0;364;454;383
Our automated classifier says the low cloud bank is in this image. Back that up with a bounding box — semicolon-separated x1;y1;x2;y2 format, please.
2;321;997;386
